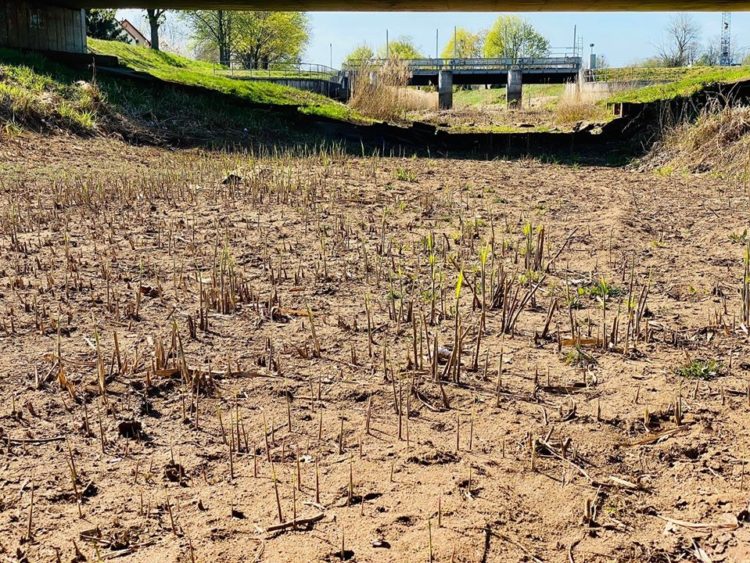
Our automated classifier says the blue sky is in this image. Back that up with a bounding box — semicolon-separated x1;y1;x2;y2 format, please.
118;10;748;68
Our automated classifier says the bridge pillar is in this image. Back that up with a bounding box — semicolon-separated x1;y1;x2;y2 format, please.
0;1;86;53
507;69;523;109
341;75;351;101
438;70;453;110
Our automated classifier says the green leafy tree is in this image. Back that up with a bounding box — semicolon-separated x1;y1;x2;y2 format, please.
145;9;167;51
233;12;310;69
86;9;128;42
378;37;422;60
483;16;549;62
441;28;484;59
344;44;375;66
183;10;235;66
184;11;309;69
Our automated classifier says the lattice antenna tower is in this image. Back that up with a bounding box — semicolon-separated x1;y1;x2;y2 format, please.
720;12;732;66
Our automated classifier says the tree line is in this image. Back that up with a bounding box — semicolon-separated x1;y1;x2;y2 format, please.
86;9;310;70
86;10;748;70
344;16;550;65
647;14;745;67
87;11;548;69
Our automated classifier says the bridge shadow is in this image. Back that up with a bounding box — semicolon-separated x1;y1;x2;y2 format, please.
280;114;644;167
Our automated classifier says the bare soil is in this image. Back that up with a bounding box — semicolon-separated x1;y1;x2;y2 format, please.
1;132;750;563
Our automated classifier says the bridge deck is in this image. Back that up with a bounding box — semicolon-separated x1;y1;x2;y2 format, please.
344;57;582;86
397;57;582;74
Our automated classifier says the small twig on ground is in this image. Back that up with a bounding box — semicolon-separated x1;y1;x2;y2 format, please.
266;512;325;533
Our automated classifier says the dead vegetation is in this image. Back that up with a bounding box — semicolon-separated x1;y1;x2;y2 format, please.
648;101;750;180
1;134;750;562
348;58;436;121
554;100;611;127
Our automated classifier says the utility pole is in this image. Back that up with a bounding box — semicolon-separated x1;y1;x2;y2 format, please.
330;43;333;68
386;29;389;59
436;29;439;59
453;26;457;60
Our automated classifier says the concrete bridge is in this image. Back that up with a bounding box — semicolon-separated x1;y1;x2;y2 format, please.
0;0;744;61
345;56;581;108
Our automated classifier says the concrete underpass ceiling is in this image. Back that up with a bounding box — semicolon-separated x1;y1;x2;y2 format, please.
41;0;748;11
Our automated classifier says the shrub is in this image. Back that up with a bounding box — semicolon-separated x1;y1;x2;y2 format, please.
677;359;723;380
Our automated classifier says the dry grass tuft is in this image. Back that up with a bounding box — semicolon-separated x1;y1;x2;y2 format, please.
649;101;750;178
554;84;626;126
348;58;436;121
553;100;610;126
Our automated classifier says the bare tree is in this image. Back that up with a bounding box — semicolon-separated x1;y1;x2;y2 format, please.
658;14;700;67
697;39;721;66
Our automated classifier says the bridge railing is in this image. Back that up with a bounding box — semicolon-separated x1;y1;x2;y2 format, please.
214;62;342;82
343;56;582;73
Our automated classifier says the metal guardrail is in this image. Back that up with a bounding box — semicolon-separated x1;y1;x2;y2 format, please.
214;62;341;82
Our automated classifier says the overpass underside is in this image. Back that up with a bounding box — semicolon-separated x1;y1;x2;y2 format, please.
13;0;747;9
